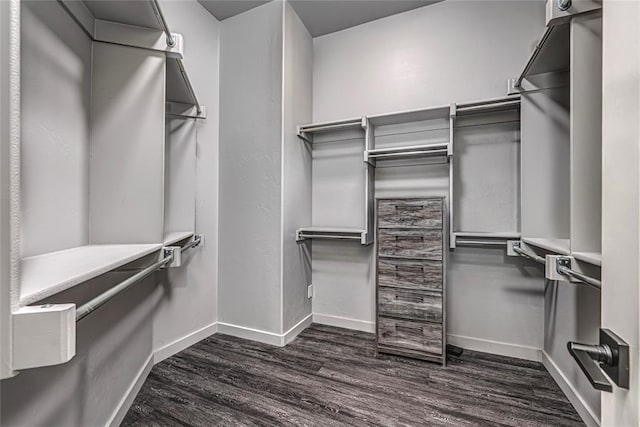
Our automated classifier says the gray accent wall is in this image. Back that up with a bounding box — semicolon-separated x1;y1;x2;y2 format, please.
282;1;313;332
219;1;284;333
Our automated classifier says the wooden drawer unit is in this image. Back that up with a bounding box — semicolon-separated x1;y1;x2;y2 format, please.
378;287;442;322
377;317;443;358
376;197;446;365
378;257;442;291
378;199;443;228
377;229;443;260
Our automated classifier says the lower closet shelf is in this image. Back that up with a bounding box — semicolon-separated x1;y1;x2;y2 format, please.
20;244;163;305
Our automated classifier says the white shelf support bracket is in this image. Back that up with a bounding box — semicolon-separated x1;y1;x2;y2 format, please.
507;240;521;257
163;246;182;268
12;304;76;370
546;255;577;282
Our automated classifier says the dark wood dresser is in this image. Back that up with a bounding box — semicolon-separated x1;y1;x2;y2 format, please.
375;198;446;365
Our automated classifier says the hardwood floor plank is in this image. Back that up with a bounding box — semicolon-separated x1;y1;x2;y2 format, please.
123;324;584;427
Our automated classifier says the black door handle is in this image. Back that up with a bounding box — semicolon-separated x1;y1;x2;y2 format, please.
567;342;613;392
567;328;629;393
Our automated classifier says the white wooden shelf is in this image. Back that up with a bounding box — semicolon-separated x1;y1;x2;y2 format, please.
80;1;162;31
522;237;570;255
572;251;602;267
20;244;163;305
368;105;450;127
163;231;195;246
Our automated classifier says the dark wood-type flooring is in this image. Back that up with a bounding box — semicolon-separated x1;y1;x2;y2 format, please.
123;324;584;426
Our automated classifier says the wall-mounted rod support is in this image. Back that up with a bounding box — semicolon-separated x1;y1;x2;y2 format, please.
556;258;601;290
150;0;176;47
76;251;174;322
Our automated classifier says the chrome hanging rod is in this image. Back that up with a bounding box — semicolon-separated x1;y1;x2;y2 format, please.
556;259;601;290
514;26;555;88
455;240;508;247
150;0;176;47
513;245;545;265
76;250;174;322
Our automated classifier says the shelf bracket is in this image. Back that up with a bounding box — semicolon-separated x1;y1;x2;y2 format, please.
12;304;76;370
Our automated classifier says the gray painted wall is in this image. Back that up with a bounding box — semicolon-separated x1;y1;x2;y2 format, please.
218;1;283;333
19;0;91;257
282;1;313;332
311;0;546;358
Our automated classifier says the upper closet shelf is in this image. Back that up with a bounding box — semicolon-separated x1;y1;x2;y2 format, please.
456;96;520;116
522;237;571;255
297;118;364;143
20;244;163;306
367;105;451;127
514;23;570;89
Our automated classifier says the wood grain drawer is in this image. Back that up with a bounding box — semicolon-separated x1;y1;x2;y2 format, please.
377;229;442;260
378;199;443;229
378;287;442;322
377;317;443;355
378;257;442;291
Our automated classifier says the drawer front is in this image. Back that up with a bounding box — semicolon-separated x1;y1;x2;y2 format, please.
378;258;442;291
378;199;443;229
378;287;442;322
378;229;442;260
377;317;442;355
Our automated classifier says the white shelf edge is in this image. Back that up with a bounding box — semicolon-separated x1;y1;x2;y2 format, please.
19;244;164;306
572;251;602;267
163;231;195;246
522;237;571;255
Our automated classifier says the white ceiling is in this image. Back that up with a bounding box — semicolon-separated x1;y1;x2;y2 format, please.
197;0;441;36
290;1;441;37
197;1;272;21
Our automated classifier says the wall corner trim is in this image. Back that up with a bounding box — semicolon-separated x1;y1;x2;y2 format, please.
541;351;600;427
312;313;376;333
219;313;312;347
446;334;542;362
107;354;154;427
153;322;219;365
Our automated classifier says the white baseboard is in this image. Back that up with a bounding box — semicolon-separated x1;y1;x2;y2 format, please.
542;351;600;427
312;313;376;333
447;334;541;362
283;313;313;345
218;313;312;347
107;354;153;427
153;322;218;364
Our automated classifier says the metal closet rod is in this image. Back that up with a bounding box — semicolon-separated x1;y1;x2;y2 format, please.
76;236;203;321
456;240;508;247
557;264;602;290
513;246;545;265
76;252;173;322
176;59;203;115
150;0;176;47
514;25;555;88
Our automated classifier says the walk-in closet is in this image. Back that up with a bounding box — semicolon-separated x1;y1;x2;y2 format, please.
1;0;638;426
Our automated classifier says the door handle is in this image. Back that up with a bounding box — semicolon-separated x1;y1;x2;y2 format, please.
567;328;629;393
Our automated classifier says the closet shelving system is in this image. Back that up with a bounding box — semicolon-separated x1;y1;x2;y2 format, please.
507;7;602;286
6;0;205;373
296;96;523;251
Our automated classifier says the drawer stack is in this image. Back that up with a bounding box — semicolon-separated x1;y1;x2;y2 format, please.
376;198;446;365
